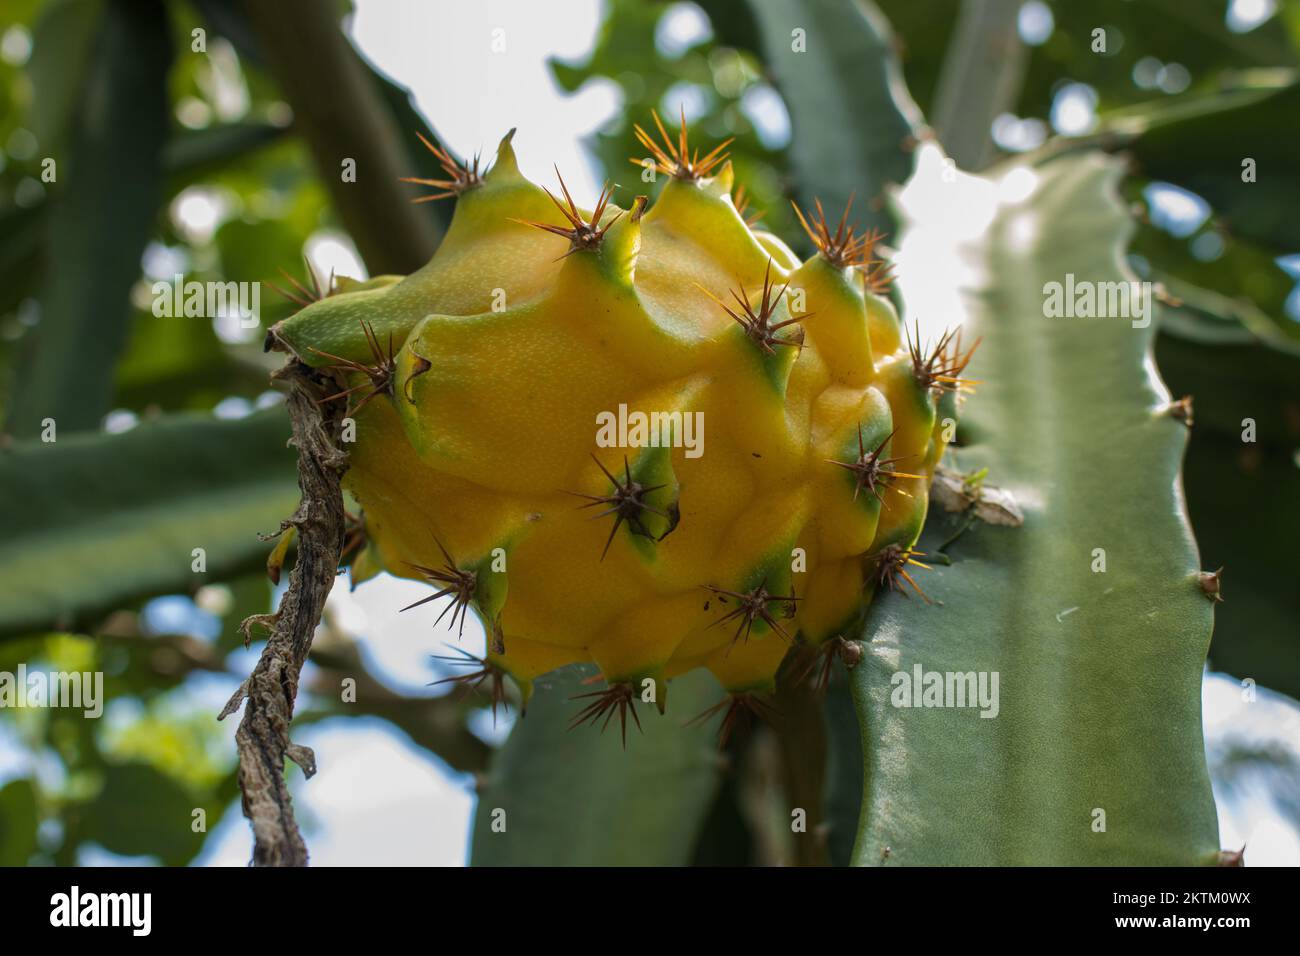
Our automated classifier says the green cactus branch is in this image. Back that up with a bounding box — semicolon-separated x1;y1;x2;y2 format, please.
847;152;1221;865
931;0;1028;170
241;0;439;274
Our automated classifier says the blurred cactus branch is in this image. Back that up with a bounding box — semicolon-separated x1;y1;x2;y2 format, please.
241;0;438;274
218;361;349;866
772;650;830;866
931;0;1027;171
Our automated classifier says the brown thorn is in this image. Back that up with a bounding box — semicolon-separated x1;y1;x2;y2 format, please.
567;682;642;748
701;580;799;648
513;170;623;257
430;645;509;725
866;543;934;604
401;536;477;638
791;196;874;268
567;454;668;560
401;130;485;201
306;318;397;418
629;108;732;181
686;692;778;749
906;321;982;395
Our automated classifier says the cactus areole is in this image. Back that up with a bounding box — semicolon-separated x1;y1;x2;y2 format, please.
268;117;976;741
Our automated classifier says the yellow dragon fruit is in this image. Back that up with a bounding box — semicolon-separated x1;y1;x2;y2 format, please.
267;113;975;743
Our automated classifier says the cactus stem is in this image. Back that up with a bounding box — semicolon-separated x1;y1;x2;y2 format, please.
400;536;478;638
790;193;882;269
907;322;981;395
307;319;397;417
867;543;934;604
686;692;777;748
631;107;733;181
568;454;669;560
568;681;642;748
399;130;485;202
827;424;923;505
701;580;800;647
429;645;510;725
512;169;623;259
697;258;805;354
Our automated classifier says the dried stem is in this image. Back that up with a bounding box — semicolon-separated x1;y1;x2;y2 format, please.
218;360;350;866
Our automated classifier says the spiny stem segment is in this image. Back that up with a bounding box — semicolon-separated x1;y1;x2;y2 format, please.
568;681;642;748
568;454;668;560
791;193;883;269
702;580;800;648
686;692;777;748
308;319;396;417
698;258;804;354
399;131;485;202
430;646;509;724
907;322;981;395
401;537;477;638
631;107;733;181
827;425;921;505
867;543;933;604
513;168;623;258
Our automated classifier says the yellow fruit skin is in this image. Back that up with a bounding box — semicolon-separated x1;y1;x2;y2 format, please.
283;129;967;711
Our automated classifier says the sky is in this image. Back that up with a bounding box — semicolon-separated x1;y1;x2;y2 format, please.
349;0;616;200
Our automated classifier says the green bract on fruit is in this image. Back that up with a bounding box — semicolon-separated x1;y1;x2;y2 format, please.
268;114;977;740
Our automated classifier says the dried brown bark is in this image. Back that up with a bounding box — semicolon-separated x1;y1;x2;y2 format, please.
219;360;349;866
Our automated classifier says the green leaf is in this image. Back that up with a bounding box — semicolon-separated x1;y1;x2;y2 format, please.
849;152;1220;865
0;779;39;866
747;0;922;235
79;762;205;865
6;0;174;437
470;666;724;866
0;410;298;637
